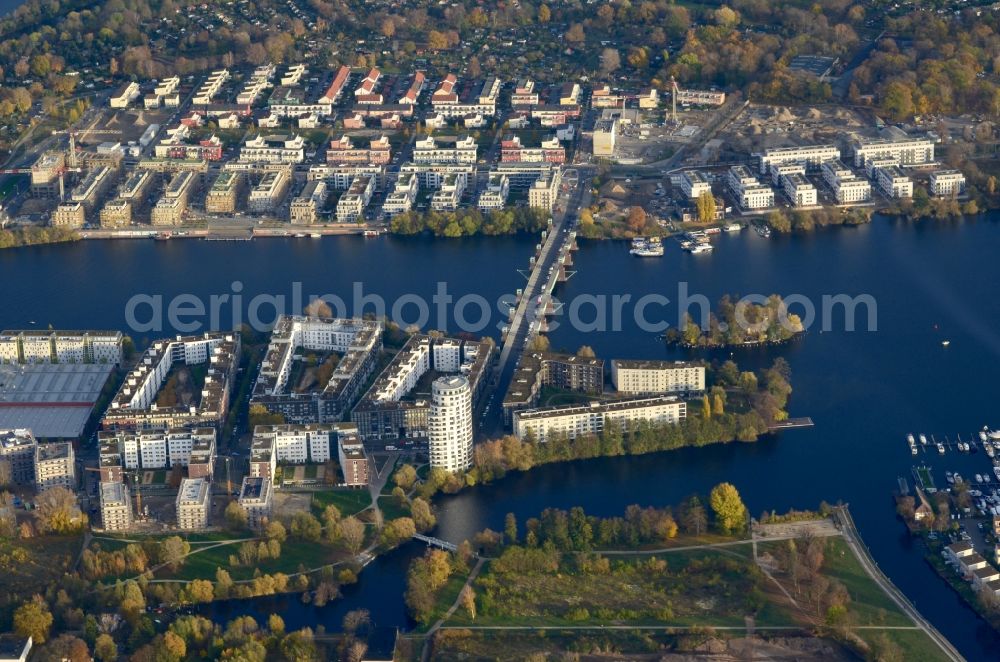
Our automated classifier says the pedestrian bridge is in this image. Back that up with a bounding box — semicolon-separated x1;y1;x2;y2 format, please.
413;533;458;552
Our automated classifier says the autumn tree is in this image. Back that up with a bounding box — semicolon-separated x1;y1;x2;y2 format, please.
600;48;621;75
538;4;551;22
565;23;585;44
94;634;118;662
13;598;53;644
337;516;366;554
224;501;248;531
459;585;476;620
696;191;716;223
709;483;749;534
393;464;418;491
626;206;647;232
34;486;85;533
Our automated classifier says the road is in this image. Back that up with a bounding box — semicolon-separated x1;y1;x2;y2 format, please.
834;506;965;662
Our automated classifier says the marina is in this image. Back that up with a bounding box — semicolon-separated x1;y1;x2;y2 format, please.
629;236;664;257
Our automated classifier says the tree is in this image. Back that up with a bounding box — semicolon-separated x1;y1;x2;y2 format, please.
290;512;322;542
713;6;740;27
626;206;647;232
696;191;716;223
410;498;436;532
264;520;287;543
41;634;89;662
268;614;285;635
701;394;712;419
680;496;708;535
713;393;725;416
538;4;551;22
159;536;191;571
600;48;621;75
565;23;585;44
867;632;904;662
459;585;477;620
303;298;332;318
14;598;53;644
527;335;550;352
337;516;366;554
35;486;85;533
223;501;247;531
504;512;518;544
393;464;418;491
342;609;371;635
94;634;117;662
709;483;749;534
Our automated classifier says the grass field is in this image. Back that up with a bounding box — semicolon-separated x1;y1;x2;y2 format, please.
812;537;911;627
165;538;345;582
310;489;372;517
377;495;410;521
855;629;954;662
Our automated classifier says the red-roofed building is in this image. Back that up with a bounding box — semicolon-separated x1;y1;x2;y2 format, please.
320;65;351;104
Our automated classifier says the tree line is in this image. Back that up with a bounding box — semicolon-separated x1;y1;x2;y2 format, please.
666;295;806;347
389;207;550;238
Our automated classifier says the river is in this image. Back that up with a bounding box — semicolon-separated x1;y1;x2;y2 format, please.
3;217;999;659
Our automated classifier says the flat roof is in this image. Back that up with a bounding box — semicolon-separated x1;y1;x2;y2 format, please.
612;359;702;371
0;364;113;437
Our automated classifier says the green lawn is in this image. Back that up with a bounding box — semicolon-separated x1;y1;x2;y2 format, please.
377;495;410;521
164;538;348;582
819;537;911;627
310;489;372;517
855;629;953;662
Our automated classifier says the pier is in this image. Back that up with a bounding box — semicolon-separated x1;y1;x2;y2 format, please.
768;417;814;431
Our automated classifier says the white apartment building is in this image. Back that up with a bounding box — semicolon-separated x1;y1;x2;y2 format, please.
876;165;913;199
176;477;211;530
110;81;140;108
413;136;478;164
781;173;817;207
382;173;419;216
592;119;617;157
930;170;966;196
99;481;133;531
336;175;375;221
428;375;473;472
852;137;935;168
477;174;510;211
430;173;467;212
821;160;855;189
238;476;273;529
758;144;840;175
528;168;562;212
680;170;712;200
117;427;217;470
280;63;308;87
865;157;898;179
34;442;75;491
239;134;306;164
726;166;774;210
398;163;476;189
247;169;290;213
192;69;230;105
253;424;334;464
290;180;327;225
513;397;687;443
0;330;123;365
768;163;805;187
309;164;384;191
610;361;706;395
834;177;872;204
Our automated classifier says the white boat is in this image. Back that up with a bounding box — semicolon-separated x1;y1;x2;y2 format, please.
981;430;989;443
987;445;995;458
954;473;963;484
907;433;915;445
293;233;306;238
993;466;1000;481
946;472;955;484
942;340;950;347
754;224;772;238
990;430;1000;440
911;446;918;455
724;223;742;232
310;233;321;238
689;243;713;254
976;474;984;483
986;475;992;483
919;434;928;445
937;443;946;454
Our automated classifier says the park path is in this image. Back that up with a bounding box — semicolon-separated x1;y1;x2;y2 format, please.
420;557;486;662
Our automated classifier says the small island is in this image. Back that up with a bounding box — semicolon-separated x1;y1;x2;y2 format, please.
665;295;805;348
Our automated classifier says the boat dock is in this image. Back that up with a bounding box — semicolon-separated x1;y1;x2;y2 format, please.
768;417;814;431
903;430;1000;455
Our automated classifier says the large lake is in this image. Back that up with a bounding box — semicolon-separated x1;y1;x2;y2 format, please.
3;217;999;660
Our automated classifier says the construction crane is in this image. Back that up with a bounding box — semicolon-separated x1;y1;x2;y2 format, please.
51;128;124;168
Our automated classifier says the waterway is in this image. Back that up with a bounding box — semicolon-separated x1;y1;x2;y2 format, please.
3;218;1000;659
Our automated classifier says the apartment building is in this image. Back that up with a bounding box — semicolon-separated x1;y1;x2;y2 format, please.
192;69;230;105
528;167;562;212
382;173;419;216
592;119;617;157
238;476;273;529
31;152;65;199
610;360;706;395
428;375;474;472
237;64;275;105
239;134;305;164
398;71;426;104
51;202;86;228
252;424;337;464
875;165;914;199
398;162;476;190
768;162;806;187
821;160;854;188
513;396;687;443
336;175;375;221
99;199;132;227
512;78;539;107
431;74;500;117
205;170;243;214
105;427;217;470
308;163;385;191
852;137;935;168
559;82;581;106
326;135;391;165
70;166;115;221
176;477;211;530
319;65;351;104
103;333;239;430
930;170;966;196
675;89;726;106
251;316;382;424
268;85;333;118
502;352;605;423
591;84;625;108
501;135;565;164
187;436;216;479
99;481;133;531
151;170;197;226
247;169;290;213
477;174;510;211
333;429;368;486
680;170;712;200
0;330;123;365
834;177;872;204
430;173;466;211
781;173;818;207
413;135;477;164
34;442;75;491
0;429;37;485
726;166;773;210
757;144;840;175
110;81;140;108
290;180;327;225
